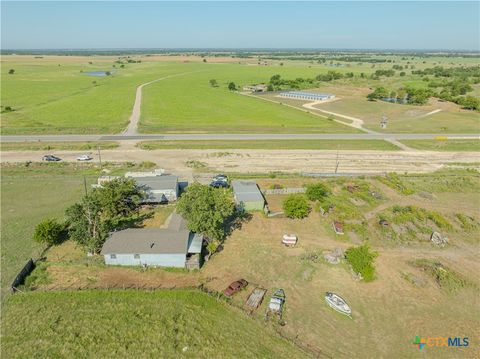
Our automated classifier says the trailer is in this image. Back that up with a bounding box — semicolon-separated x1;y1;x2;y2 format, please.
245;287;267;312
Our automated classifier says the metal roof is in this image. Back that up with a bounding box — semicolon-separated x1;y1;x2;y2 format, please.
101;212;201;255
232;180;264;203
101;228;189;255
134;175;178;191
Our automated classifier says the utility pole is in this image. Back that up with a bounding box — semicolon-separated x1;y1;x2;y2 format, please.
97;145;102;168
335;150;340;174
83;176;88;196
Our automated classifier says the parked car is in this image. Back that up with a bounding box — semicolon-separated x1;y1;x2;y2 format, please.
210;180;229;188
42;155;61;162
213;174;228;182
223;279;248;297
77;154;93;161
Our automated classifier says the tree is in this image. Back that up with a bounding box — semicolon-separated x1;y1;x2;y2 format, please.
367;87;389;101
65;178;144;253
399;71;406;77
105;71;111;76
203;58;207;63
228;82;237;91
8;69;15;74
177;183;235;241
209;79;218;87
33;218;65;246
458;96;479;110
282;195;310;219
306;183;329;201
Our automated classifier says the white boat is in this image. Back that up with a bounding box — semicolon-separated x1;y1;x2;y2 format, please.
325;292;352;316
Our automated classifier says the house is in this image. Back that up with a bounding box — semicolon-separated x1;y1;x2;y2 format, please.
232;180;265;211
134;175;179;203
101;213;203;269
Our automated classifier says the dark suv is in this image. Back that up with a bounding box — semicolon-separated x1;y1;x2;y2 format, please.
42;155;62;161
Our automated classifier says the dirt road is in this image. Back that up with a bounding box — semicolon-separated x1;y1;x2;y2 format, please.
3;147;479;180
122;71;206;135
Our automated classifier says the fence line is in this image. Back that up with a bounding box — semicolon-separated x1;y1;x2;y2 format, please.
263;187;306;195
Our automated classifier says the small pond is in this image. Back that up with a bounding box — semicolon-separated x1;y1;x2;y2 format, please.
85;71;109;77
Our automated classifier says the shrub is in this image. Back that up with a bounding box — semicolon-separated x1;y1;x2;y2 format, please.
345;244;378;282
33;218;66;246
282;195;310;219
411;259;468;291
305;183;329;201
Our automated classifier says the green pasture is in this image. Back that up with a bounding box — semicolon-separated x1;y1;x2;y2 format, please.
2;289;306;358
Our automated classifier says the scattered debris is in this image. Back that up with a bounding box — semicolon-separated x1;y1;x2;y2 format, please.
245;288;267;312
369;191;383;200
430;232;448;247
323;248;344;264
346;184;360;193
265;289;286;321
332;221;344;235
282;234;298;247
402;272;427;287
379;219;390;227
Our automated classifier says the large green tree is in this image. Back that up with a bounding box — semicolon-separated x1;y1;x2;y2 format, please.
66;178;144;253
176;183;235;240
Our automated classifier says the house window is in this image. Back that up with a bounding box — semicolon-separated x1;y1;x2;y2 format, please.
134;254;140;259
110;254;116;259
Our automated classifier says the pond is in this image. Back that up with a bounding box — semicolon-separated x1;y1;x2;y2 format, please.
84;71;109;77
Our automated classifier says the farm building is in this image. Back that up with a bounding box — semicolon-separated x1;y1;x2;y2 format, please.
101;213;203;269
278;91;335;101
93;169;179;203
232;180;265;211
243;84;268;93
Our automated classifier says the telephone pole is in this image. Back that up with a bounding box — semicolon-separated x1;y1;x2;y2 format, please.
97;145;102;168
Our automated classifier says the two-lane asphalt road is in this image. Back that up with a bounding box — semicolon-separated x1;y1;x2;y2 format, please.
1;133;479;142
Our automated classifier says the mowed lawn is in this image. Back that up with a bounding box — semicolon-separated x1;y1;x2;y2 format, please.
0;164;97;298
140;63;357;133
1;56;198;134
2;289;307;359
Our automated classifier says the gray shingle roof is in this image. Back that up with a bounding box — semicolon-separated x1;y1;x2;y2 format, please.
101;228;189;255
135;175;178;191
232;180;264;203
100;212;202;255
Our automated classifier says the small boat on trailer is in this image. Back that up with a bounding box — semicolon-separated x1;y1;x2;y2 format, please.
325;292;352;317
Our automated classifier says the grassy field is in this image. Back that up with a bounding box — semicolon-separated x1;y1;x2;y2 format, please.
401;139;480;151
1;289;307;358
1;141;119;151
136;139;399;151
5;54;477;136
0;162;157;299
140;64;356;133
1;56;195;134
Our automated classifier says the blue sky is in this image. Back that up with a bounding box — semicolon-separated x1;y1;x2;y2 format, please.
1;1;479;50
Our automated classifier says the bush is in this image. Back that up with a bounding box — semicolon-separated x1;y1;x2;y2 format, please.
345;244;378;282
282;195;310;219
33;218;66;246
305;183;329;201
